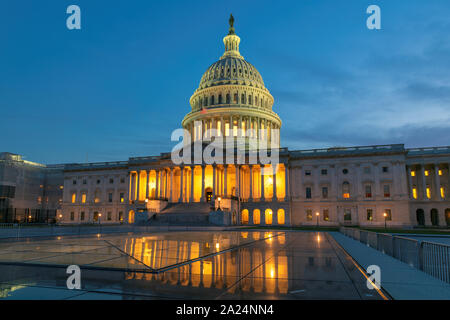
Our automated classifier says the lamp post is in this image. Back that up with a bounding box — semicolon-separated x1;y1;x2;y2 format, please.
316;212;320;228
217;197;221;210
383;212;387;229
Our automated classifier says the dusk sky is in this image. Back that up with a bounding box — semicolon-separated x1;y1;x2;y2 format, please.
1;0;449;164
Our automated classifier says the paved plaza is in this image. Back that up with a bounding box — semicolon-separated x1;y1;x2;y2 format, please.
0;231;386;300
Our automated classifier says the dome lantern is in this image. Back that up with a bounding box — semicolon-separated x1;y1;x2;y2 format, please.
220;14;243;60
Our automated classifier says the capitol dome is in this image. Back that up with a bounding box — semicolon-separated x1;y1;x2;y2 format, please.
182;15;281;147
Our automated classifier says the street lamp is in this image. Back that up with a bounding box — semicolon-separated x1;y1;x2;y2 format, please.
217;197;221;210
316;212;320;227
383;212;387;229
98;213;102;225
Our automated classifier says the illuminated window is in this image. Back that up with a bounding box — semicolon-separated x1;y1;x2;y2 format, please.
225;122;230;136
438;170;442;176
367;209;373;221
119;211;124;222
265;208;273;225
411;171;416;177
233;121;238;137
253;209;260;225
120;193;125;203
412;187;418;199
81;193;86;203
323;209;329;221
277;209;285;225
241;209;249;225
306;209;312;221
426;187;431;199
425;170;429;176
71;193;76;203
342;182;350;198
217;120;221;136
440;187;445;198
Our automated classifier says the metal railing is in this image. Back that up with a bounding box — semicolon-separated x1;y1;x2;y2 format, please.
340;227;450;284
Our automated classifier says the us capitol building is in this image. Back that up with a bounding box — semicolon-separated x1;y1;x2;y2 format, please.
1;17;450;228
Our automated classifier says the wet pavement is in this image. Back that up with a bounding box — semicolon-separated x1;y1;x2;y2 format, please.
0;231;387;299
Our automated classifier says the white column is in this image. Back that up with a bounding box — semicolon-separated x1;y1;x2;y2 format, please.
136;171;141;201
170;168;174;202
435;164;441;200
272;165;277;201
407;166;413;200
190;166;195;202
249;165;253;201
235;165;240;197
155;170;160;199
421;165;427;200
261;165;265;201
145;171;149;199
201;165;205;202
179;167;184;202
284;165;289;201
224;165;228;197
212;165;216;201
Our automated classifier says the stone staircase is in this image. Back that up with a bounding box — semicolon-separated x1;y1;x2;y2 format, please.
149;202;213;225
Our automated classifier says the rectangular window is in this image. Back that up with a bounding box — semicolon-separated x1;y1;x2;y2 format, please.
363;167;371;174
344;209;352;221
321;169;327;175
109;178;114;184
217;120;221;136
367;209;373;221
80;211;85;221
83;180;87;185
384;209;392;221
119;211;124;222
382;166;389;173
365;185;372;198
424;170;429;176
108;193;113;203
383;185;390;198
426;187;431;199
81;193;86;203
441;187;445;198
107;212;112;221
438;170;442;176
306;187;312;199
225;122;230;136
73;180;76;185
412;187;418;199
305;170;311;176
306;209;312;221
71;193;76;203
323;209;329;221
120;193;124;203
322;187;328;199
411;171;416;177
70;212;75;221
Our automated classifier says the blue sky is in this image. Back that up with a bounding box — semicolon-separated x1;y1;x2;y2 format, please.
1;0;449;164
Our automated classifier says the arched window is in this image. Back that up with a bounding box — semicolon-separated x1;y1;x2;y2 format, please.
211;95;215;105
218;94;222;104
241;94;246;104
199;98;203;108
241;209;249;225
253;209;260;225
226;93;230;104
204;97;208;107
277;209;285;225
342;182;350;198
248;95;252;105
431;208;439;226
265;208;273;225
416;209;425;226
234;93;238;103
